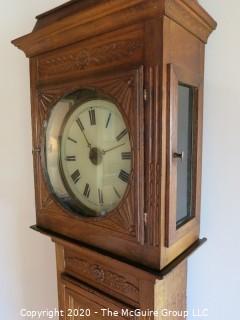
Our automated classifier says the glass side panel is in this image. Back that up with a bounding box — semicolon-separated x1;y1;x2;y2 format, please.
176;84;195;228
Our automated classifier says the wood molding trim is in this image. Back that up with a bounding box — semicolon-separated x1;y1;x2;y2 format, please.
12;0;216;57
11;0;161;57
164;0;217;43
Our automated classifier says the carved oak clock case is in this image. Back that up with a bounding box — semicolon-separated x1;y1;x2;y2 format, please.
12;1;216;317
12;0;216;270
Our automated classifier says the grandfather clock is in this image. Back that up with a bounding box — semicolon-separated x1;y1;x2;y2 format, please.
12;0;216;318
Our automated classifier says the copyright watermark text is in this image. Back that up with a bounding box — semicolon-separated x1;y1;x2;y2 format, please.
20;307;209;319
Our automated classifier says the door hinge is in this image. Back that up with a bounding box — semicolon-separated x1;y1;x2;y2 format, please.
32;147;41;155
143;88;148;102
144;212;148;225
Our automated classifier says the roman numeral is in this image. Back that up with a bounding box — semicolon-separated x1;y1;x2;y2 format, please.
113;186;121;199
71;170;80;184
89;108;96;126
119;170;129;183
121;152;132;160
106;113;112;128
76;118;84;131
65;156;76;161
116;129;128;141
68;137;77;144
83;183;90;198
98;188;104;205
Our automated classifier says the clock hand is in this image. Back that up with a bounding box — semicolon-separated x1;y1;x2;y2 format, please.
82;131;92;149
102;143;125;155
76;118;91;149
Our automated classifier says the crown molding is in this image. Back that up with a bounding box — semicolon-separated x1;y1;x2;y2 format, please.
12;0;216;57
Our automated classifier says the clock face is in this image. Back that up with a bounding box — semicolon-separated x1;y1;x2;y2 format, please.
44;90;132;217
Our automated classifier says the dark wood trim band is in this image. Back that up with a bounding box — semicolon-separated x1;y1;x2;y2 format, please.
31;224;206;277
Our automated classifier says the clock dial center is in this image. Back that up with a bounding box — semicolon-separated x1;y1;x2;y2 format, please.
89;147;103;166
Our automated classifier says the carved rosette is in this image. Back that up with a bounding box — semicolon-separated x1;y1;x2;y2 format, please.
66;257;139;297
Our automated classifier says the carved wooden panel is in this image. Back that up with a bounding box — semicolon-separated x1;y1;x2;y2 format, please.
64;249;139;304
35;67;144;244
36;89;63;214
62;277;135;320
38;24;144;83
56;241;187;320
38;90;61;118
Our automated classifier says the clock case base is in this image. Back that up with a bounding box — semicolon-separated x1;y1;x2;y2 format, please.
12;1;216;318
56;242;187;320
32;225;205;319
41;226;195;320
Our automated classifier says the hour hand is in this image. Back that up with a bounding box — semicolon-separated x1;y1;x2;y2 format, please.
102;143;125;155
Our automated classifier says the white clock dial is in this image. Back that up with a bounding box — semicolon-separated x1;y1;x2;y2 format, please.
59;99;132;216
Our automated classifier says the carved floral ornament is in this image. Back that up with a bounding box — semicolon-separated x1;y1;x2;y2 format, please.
39;39;143;75
66;257;139;296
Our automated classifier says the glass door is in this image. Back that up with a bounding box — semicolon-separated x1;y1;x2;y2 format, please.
166;64;201;247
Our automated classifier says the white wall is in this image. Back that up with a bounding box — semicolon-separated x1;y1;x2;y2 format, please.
0;1;238;319
0;1;65;319
188;1;240;319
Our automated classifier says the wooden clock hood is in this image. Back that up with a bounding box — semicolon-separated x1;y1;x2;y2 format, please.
12;0;216;57
12;0;216;271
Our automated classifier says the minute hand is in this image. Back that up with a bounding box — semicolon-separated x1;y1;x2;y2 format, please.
82;131;91;149
102;143;125;155
76;119;91;149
